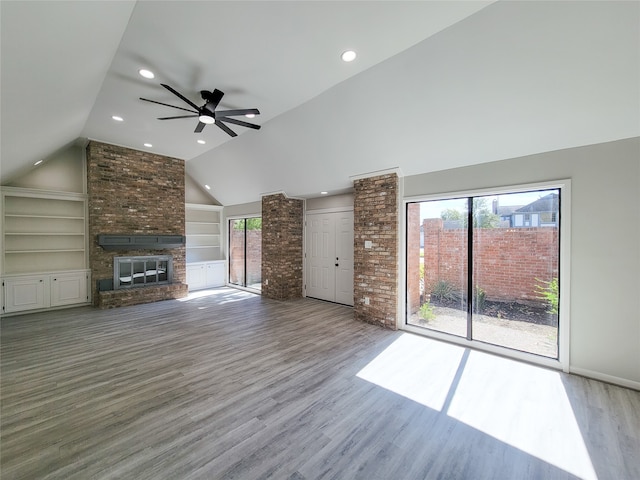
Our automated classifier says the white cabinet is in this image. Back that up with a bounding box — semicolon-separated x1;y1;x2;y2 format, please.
186;263;207;290
186;261;225;291
51;271;89;307
2;275;50;313
2;271;90;314
206;262;225;287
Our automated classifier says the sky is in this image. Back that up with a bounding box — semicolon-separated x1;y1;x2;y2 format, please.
419;189;557;220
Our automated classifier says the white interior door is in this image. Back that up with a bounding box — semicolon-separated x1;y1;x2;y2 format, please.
335;212;354;305
306;211;354;306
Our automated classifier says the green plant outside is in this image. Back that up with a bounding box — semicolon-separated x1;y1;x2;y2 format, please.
535;277;558;314
430;280;459;302
419;302;436;321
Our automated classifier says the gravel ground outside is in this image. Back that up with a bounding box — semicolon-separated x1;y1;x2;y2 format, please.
408;305;558;358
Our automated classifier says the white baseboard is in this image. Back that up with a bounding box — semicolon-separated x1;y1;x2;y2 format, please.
569;366;640;391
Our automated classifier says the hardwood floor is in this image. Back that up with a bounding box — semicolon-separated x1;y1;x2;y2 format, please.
2;288;639;479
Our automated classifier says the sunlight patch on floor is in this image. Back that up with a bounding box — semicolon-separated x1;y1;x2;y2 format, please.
356;333;597;480
447;350;597;480
356;333;464;411
178;288;257;303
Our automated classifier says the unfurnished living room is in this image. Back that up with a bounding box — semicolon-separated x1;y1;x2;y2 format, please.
1;1;638;479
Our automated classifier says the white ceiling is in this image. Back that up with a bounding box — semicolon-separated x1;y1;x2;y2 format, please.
2;1;638;206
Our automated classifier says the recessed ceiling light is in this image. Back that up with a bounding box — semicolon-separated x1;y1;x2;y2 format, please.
197;139;206;145
341;50;357;62
139;69;155;79
320;191;328;195
34;160;43;166
112;115;124;122
245;113;255;119
144;143;152;148
205;184;211;190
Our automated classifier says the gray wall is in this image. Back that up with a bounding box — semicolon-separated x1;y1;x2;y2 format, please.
404;137;640;385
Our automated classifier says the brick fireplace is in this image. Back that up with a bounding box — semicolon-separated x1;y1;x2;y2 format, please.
86;141;188;308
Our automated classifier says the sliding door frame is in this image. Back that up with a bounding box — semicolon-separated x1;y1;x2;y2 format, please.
400;180;571;372
227;214;262;293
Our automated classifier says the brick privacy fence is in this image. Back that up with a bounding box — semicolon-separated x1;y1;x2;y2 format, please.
86;141;187;307
229;228;262;285
353;173;398;330
262;193;303;300
421;218;558;304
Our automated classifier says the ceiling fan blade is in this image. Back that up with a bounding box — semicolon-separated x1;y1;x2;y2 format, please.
158;115;199;120
202;89;224;113
215;108;260;117
215;120;237;137
194;122;206;133
161;83;200;110
217;117;261;130
140;97;197;113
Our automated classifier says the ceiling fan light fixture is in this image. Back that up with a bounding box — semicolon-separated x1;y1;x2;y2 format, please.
139;69;155;79
112;115;124;122
197;139;206;144
199;114;215;124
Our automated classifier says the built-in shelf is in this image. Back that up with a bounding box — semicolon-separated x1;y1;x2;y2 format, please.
1;187;91;315
185;203;223;264
1;187;88;275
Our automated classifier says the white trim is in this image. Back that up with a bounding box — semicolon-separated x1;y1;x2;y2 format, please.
259;190;305;200
185;203;223;212
349;167;404;182
569;367;640;391
305;206;354;215
400;179;571;372
402;323;565;371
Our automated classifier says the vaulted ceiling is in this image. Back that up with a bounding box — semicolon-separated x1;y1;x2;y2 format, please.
2;1;638;205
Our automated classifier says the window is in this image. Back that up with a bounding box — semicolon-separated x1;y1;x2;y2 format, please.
405;184;567;365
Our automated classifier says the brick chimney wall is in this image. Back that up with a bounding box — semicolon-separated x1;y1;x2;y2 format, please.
86;141;187;307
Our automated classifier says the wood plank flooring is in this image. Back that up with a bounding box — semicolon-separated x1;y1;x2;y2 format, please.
1;288;639;479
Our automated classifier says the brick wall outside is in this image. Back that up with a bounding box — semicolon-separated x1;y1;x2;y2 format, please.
421;218;558;303
261;194;303;300
229;228;262;286
353;173;398;329
86;141;187;307
406;203;421;314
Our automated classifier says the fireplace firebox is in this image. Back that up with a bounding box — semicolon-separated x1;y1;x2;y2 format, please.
113;255;173;289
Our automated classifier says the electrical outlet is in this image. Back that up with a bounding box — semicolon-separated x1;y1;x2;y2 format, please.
264;279;269;285
364;297;370;305
364;240;372;249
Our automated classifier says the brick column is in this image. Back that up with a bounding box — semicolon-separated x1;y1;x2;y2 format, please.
353;173;399;329
261;193;303;300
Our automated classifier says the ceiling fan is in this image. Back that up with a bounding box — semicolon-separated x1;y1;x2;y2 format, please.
140;84;260;137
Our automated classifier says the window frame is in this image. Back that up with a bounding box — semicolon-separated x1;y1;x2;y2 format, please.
401;180;571;372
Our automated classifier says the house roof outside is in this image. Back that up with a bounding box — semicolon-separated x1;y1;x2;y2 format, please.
515;193;559;214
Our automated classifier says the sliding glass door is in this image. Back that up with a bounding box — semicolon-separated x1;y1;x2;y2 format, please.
229;217;262;290
406;188;560;359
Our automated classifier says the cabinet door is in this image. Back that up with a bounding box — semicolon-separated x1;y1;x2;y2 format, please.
206;262;225;287
186;264;206;290
51;272;89;307
3;276;50;313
